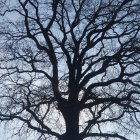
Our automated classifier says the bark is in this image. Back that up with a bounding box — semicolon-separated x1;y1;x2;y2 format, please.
59;101;81;140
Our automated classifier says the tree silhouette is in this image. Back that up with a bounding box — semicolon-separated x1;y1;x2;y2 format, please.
0;0;140;140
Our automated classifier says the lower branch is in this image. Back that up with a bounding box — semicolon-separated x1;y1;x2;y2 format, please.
82;133;129;140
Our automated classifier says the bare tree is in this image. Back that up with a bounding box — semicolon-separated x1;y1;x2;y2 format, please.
0;0;140;140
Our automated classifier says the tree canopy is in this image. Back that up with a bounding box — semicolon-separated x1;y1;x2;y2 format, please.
0;0;140;140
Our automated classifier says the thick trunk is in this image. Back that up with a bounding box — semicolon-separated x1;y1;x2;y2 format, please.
62;134;80;140
65;111;79;140
60;102;81;140
62;112;80;140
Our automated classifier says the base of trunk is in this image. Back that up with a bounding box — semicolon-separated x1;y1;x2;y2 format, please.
61;134;81;140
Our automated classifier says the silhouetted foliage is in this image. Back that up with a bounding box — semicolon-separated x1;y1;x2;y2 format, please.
0;0;140;140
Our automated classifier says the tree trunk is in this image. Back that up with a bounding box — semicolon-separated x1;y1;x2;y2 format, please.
60;101;81;140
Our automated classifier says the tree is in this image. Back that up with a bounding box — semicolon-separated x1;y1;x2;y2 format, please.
0;0;140;140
